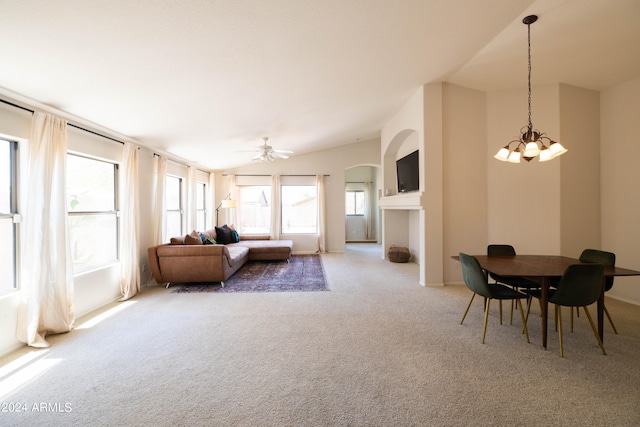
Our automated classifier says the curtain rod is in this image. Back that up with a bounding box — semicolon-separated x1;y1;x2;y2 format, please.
1;97;125;145
222;174;330;177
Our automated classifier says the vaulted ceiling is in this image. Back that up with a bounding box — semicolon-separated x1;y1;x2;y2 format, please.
1;0;639;170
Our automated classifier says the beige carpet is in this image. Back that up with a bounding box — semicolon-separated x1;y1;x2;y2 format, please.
2;243;640;426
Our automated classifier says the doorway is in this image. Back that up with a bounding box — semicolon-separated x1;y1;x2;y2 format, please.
345;165;380;243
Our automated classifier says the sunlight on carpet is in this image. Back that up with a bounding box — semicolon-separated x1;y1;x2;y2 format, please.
170;254;329;293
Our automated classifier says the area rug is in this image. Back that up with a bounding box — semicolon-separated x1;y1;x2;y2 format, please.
170;254;329;293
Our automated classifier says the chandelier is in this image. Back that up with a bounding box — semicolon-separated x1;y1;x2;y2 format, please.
494;15;567;163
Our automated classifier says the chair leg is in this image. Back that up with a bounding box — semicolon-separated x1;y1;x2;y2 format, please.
604;304;618;334
583;307;607;355
482;299;491;344
461;293;476;324
557;305;564;358
517;298;530;343
510;300;514;325
570;307;574;333
499;300;503;325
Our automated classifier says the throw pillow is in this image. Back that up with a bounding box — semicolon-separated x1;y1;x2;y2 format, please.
170;236;185;245
230;229;240;243
185;230;203;245
215;225;232;244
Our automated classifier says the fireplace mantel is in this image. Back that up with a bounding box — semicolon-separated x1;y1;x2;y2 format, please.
379;191;423;210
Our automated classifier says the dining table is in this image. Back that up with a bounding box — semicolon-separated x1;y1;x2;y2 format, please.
452;254;640;349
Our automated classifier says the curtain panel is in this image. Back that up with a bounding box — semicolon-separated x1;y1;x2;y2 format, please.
151;155;167;245
317;175;326;253
270;175;281;240
119;143;140;300
16;111;74;347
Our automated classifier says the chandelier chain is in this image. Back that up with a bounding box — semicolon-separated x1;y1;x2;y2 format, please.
527;21;532;131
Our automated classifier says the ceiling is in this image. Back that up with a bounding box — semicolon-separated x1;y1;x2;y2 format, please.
1;0;639;170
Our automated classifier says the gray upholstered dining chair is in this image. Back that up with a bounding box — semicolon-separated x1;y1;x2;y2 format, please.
459;253;530;344
525;263;606;357
487;244;541;324
579;249;618;334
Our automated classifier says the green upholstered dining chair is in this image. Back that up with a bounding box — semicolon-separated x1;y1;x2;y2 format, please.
459;253;530;344
487;245;541;324
579;249;618;334
525;263;606;357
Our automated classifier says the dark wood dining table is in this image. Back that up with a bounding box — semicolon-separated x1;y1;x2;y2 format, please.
452;254;640;349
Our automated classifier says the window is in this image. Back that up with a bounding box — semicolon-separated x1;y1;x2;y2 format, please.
345;190;364;216
196;181;206;231
281;185;317;234
165;175;183;239
66;154;118;273
237;185;271;234
0;139;17;293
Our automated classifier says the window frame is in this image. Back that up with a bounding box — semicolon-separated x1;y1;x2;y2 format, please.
0;139;18;293
66;153;120;274
165;174;184;239
345;190;365;216
237;185;272;235
280;183;318;235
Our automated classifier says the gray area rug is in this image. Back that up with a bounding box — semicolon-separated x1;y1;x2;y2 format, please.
170;254;329;293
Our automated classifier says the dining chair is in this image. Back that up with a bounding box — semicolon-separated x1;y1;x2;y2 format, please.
525;263;606;357
459;253;530;344
579;249;618;334
487;245;541;324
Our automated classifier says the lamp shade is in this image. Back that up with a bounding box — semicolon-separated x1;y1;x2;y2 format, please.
221;199;236;208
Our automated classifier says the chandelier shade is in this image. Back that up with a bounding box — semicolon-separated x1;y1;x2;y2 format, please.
494;15;567;163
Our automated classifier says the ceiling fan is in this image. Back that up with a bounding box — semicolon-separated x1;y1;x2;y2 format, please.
252;137;293;162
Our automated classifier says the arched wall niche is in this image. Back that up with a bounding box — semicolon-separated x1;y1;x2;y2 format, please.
383;128;418;196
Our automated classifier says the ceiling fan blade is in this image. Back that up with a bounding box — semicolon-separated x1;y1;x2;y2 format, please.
272;152;289;159
273;149;293;154
251;152;263;160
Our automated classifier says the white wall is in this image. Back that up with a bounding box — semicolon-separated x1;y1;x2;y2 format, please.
601;75;640;304
221;138;381;253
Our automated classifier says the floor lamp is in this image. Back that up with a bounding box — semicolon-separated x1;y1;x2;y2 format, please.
215;194;236;226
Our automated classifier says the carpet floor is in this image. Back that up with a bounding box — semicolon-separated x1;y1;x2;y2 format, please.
2;244;640;426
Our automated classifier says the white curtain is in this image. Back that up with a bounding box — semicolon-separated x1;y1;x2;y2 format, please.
151;155;167;245
207;172;216;229
270;175;281;240
316;175;326;253
185;165;197;232
119;143;140;300
16;111;74;348
364;181;373;240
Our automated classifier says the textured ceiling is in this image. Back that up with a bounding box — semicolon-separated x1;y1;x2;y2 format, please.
1;0;639;170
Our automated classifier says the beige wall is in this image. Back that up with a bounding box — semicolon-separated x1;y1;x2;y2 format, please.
559;84;601;256
601;75;640;304
442;83;487;281
487;84;562;255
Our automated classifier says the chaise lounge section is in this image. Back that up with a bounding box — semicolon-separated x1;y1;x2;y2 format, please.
148;231;293;288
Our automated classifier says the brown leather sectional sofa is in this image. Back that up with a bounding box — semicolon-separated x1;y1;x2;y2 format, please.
148;235;293;288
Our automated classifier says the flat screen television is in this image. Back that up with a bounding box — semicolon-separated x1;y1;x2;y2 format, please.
396;150;419;193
